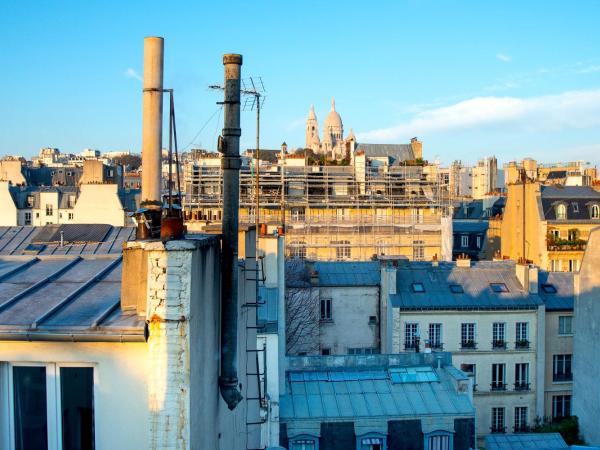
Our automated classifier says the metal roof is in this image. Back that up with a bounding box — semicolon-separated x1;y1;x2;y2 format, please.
0;254;144;341
538;271;575;311
355;143;415;164
541;185;600;199
453;220;489;234
485;433;567;450
390;261;542;310
313;261;380;286
280;364;473;422
0;226;135;256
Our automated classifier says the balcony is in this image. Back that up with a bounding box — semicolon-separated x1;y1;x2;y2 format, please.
515;340;530;350
490;426;506;434
460;340;477;350
492;340;507;350
513;425;530;433
547;237;587;252
429;342;444;351
514;382;530;391
491;382;507;391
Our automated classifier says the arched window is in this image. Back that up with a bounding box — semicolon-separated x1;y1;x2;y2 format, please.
424;431;453;450
357;433;387;450
591;204;600;219
556;204;567;220
290;435;318;450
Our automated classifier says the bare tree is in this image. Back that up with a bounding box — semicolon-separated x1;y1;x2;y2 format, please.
285;259;320;355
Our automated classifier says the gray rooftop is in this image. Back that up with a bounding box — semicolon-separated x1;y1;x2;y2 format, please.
355;143;415;164
0;226;135;256
390;261;543;310
538;271;575;311
541;185;600;199
280;355;473;423
0;254;144;341
287;261;381;288
485;433;567;450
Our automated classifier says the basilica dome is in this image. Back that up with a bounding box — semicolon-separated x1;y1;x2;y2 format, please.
324;98;342;132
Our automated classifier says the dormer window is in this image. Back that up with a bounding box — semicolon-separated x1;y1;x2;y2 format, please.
541;283;557;294
411;282;425;293
490;283;509;293
591;204;600;220
556;204;567;220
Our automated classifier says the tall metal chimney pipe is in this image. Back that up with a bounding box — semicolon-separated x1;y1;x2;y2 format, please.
141;36;164;206
219;53;243;410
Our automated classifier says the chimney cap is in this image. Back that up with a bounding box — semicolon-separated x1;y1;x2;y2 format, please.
223;54;243;65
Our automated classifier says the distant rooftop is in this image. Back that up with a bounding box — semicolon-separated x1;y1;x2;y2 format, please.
485;433;568;450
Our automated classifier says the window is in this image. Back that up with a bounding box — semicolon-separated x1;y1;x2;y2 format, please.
24;212;32;226
550;229;560;239
45;204;53;216
291;436;317;450
568;259;578;272
320;297;332;321
490;283;509;293
404;323;419;350
375;239;388;256
449;284;464;294
358;434;387;450
492;322;506;348
7;364;95;450
559;316;573;335
426;433;450;450
413;240;425;261
553;354;572;382
290;241;307;259
332;240;351;261
321;348;330;356
26;195;34;207
348;347;379;355
461;323;476;349
68;213;74;220
515;363;529;390
516;322;529;348
290;207;305;223
541;283;557;294
556;204;567;220
592;204;600;219
550;260;561;271
552;395;572;419
491;407;506;433
460;363;476;390
568;229;579;241
514;407;528;432
461;235;469;248
68;195;76;208
572;203;579;213
428;323;442;349
411;282;425;293
476;235;482;249
491;363;506;390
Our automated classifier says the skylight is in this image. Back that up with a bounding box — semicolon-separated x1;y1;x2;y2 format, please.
389;366;439;384
490;283;509;293
449;284;464;294
541;283;557;294
411;282;425;293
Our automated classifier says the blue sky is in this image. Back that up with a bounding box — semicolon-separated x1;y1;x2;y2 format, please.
1;0;600;166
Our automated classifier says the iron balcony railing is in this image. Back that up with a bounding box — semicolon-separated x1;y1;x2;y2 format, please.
491;382;507;391
514;382;530;391
492;340;507;350
515;340;530;350
460;340;477;350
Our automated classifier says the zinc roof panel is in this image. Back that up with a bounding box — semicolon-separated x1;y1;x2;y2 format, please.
364;393;383;415
332;381;349;394
359;379;376;393
335;394;355;417
307;394;324;418
305;381;320;395
292;395;310;418
349;393;370;416
318;381;334;395
406;390;428;415
321;394;339;417
291;382;306;396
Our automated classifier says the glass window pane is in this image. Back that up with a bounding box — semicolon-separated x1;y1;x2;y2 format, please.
13;366;48;450
60;367;95;450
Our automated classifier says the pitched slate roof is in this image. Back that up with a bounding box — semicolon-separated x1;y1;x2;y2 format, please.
540;186;600;221
538;271;575;311
286;261;381;288
390;261;542;310
355;143;415;165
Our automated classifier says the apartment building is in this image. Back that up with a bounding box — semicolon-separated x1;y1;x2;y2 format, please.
504;158;597;187
381;260;544;438
501;181;600;272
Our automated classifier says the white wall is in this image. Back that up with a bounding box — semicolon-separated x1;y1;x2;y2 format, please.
73;184;126;226
0;182;17;226
0;341;148;450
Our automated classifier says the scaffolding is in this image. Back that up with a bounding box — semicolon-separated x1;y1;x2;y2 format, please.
183;156;452;261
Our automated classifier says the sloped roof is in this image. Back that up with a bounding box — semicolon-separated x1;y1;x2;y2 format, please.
280;364;473;422
0;254;144;341
355;143;415;164
538;271;575;311
286;261;380;287
390;261;542;310
485;433;567;450
0;226;135;256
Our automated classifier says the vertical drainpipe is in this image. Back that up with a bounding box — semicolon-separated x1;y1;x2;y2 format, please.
219;53;243;410
141;37;164;207
277;236;286;394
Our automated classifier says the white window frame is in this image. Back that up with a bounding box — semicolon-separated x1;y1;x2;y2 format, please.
514;406;528;431
558;316;573;335
290;434;318;450
491;406;505;433
592;204;600;219
492;322;505;343
516;322;528;342
405;323;419;350
0;362;96;450
476;235;482;249
429;323;442;349
357;432;387;450
461;323;475;346
424;431;452;450
556;204;567;220
461;235;469;248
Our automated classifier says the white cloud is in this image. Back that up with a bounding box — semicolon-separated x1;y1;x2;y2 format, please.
124;68;142;82
357;88;600;142
577;65;600;74
496;53;511;62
